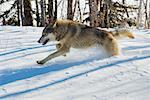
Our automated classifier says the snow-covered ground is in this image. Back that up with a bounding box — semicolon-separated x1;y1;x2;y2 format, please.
0;26;150;100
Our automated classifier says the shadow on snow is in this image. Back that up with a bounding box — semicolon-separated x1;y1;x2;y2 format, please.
0;55;150;99
123;45;150;51
0;44;54;57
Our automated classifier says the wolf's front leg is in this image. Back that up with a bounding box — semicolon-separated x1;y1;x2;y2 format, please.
37;45;70;64
56;43;67;56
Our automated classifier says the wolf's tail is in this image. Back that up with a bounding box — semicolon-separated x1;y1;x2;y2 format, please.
110;29;135;39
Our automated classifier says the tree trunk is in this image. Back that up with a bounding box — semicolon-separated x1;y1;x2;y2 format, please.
99;0;102;11
67;0;73;20
18;0;24;26
77;0;82;22
101;3;107;27
89;0;98;27
73;0;77;18
2;17;6;25
148;2;150;28
48;0;54;24
40;0;46;26
17;0;20;26
105;0;111;28
54;0;57;20
35;0;40;27
143;0;148;28
137;0;142;28
23;0;33;26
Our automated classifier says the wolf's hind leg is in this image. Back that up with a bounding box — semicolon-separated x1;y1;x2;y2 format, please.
103;35;120;56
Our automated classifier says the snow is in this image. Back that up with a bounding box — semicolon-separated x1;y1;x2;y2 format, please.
0;26;150;100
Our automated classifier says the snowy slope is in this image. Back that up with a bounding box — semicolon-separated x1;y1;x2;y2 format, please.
0;26;150;100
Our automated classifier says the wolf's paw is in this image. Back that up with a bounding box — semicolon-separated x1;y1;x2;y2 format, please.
37;61;44;65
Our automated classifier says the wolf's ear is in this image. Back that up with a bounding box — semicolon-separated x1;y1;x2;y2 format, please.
53;22;59;28
48;19;56;27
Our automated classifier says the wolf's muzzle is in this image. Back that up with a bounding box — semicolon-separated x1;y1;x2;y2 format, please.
37;36;43;43
37;39;40;43
37;36;49;45
42;39;49;45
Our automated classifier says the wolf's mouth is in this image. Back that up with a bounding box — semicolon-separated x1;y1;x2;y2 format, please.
42;39;49;45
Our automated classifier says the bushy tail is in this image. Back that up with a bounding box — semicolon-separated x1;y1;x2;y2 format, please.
110;29;135;39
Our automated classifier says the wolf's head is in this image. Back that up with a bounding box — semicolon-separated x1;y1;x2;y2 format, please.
38;24;56;45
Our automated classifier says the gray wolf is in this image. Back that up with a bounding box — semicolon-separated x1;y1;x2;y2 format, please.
37;20;119;64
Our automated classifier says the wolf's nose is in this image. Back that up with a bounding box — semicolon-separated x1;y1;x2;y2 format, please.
37;40;40;43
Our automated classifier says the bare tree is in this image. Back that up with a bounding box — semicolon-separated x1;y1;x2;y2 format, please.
76;0;82;21
48;0;54;23
143;0;148;28
2;17;6;25
17;0;20;26
137;0;142;28
105;0;112;28
35;0;40;26
73;0;77;17
54;0;57;20
148;2;150;28
17;0;24;26
23;0;33;26
40;0;46;26
67;0;73;20
89;0;98;27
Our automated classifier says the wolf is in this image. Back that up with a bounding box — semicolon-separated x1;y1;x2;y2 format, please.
37;20;119;64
